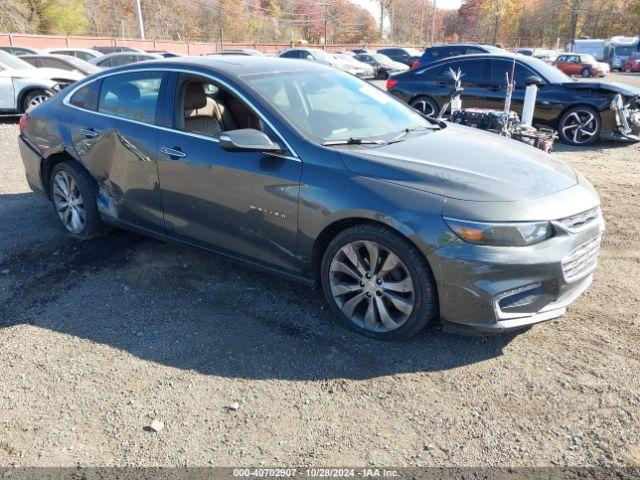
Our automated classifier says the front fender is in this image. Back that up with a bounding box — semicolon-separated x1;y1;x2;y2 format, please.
297;165;452;277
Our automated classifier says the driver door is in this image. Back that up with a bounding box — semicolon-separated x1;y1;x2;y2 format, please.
156;73;302;272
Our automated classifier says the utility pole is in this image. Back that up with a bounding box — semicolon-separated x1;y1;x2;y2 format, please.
324;3;328;49
134;0;145;39
418;0;425;46
380;1;384;44
390;0;394;44
430;0;436;45
568;0;580;51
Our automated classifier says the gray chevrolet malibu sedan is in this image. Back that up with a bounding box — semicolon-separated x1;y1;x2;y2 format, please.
18;56;604;340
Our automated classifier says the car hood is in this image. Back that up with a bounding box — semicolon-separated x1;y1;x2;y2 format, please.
339;123;578;202
561;80;640;97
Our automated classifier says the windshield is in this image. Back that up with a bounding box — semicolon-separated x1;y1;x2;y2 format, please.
615;45;636;56
526;56;572;83
372;54;392;64
0;50;35;70
406;48;422;56
582;54;596;63
309;49;333;62
244;70;435;144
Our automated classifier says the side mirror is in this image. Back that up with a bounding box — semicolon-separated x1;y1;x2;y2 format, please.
525;75;545;87
219;129;283;153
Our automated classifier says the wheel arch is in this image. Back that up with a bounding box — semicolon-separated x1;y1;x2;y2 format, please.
554;102;603;129
16;87;49;114
310;216;433;281
41;150;92;199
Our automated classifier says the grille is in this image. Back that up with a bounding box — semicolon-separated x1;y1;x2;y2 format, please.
562;235;601;283
557;207;601;232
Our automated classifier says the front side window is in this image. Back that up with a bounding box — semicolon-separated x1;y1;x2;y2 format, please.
244;69;436;144
490;60;534;88
98;72;164;124
41;58;71;70
174;74;267;140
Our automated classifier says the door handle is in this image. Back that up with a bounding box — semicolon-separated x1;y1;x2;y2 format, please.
161;146;187;159
80;128;98;138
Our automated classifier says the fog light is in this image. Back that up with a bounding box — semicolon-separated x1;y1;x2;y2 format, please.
497;283;543;310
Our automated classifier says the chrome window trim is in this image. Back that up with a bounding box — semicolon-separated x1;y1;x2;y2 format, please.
62;66;300;159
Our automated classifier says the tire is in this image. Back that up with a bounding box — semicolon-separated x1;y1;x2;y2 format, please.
320;223;437;340
49;161;111;240
558;106;601;146
409;96;440;117
22;89;50;112
580;67;592;78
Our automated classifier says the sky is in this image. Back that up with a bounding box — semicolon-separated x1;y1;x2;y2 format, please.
349;0;462;32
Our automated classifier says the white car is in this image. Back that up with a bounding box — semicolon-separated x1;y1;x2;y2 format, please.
332;53;375;79
46;48;104;62
0;50;83;113
278;48;373;77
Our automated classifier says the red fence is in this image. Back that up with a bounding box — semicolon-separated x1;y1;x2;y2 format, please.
0;33;397;55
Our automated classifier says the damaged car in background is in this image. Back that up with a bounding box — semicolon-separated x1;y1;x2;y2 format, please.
387;53;640;145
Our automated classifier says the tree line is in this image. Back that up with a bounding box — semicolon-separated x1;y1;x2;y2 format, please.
0;0;639;46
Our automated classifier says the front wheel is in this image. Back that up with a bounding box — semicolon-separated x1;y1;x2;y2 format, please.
558;106;601;146
50;161;111;240
409;96;440;117
321;224;437;340
580;67;592;78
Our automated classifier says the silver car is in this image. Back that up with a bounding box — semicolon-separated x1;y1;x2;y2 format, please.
0;50;82;113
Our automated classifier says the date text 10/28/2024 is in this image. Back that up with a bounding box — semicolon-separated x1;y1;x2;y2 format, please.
233;469;399;478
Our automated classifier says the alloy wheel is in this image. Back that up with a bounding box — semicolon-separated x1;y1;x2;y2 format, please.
52;171;86;234
410;98;437;117
29;94;50;108
329;240;415;333
561;110;599;145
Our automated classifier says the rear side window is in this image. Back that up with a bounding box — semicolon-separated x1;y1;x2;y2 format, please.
98;72;164;124
110;55;135;66
70;81;101;111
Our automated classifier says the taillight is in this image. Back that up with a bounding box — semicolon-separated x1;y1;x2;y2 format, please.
411;60;420;69
386;78;398;90
19;113;28;134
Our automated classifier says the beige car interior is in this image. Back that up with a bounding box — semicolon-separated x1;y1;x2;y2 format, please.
178;78;263;138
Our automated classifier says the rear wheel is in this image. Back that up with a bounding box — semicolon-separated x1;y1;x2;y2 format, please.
22;89;50;112
558;106;601;146
50;161;110;240
321;224;437;340
409;96;439;117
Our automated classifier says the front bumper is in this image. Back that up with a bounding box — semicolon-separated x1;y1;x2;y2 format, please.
428;208;605;334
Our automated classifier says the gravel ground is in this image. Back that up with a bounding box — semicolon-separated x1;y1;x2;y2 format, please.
1;73;639;468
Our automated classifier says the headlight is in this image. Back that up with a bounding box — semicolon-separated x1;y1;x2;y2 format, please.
444;217;553;246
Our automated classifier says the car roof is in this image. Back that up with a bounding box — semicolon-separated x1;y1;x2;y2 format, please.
420;52;531;65
97;55;335;78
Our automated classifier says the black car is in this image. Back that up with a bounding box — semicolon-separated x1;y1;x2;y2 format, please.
412;43;502;69
387;53;640;145
377;47;422;67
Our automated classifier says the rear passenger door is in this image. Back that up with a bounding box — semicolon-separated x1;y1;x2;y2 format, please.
67;71;167;232
155;73;302;272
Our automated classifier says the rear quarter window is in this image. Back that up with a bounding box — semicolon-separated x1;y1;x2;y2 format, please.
69;80;101;111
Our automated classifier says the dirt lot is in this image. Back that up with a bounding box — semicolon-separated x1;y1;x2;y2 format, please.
1;73;639;468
